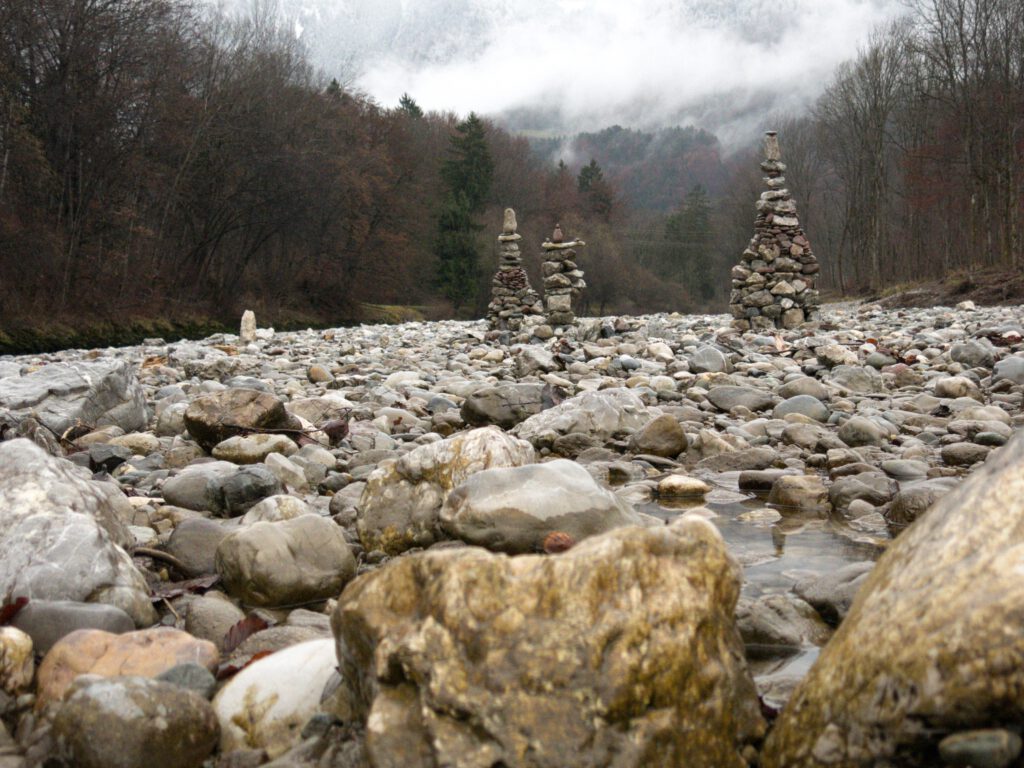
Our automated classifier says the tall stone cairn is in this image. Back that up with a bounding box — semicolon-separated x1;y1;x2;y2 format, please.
486;208;542;331
730;131;820;330
541;224;587;328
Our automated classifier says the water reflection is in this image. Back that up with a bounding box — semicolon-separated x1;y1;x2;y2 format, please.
641;472;884;599
641;471;886;705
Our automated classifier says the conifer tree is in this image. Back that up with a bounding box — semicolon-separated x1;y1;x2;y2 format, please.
433;113;493;311
665;184;715;301
398;92;423;118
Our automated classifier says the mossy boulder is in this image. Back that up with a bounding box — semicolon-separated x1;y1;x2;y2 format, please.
332;519;764;767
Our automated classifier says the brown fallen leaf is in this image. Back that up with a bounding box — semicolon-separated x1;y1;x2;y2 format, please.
0;596;29;625
215;650;275;681
222;614;270;655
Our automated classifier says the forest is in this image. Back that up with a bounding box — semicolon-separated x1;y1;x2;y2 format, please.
0;0;1021;349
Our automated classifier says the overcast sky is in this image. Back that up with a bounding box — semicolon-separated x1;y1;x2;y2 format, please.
288;0;907;141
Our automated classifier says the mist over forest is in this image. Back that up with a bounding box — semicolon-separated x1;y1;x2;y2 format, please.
1;0;1021;350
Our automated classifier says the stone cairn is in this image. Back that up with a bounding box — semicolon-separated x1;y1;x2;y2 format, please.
730;131;820;330
486;208;542;331
541;224;586;328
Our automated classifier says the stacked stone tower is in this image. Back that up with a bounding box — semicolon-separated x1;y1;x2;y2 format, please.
730;131;820;330
541;224;586;328
486;208;542;331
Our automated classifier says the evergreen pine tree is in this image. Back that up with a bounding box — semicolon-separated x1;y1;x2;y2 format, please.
577;158;614;221
665;184;715;302
433;113;493;311
398;93;423;118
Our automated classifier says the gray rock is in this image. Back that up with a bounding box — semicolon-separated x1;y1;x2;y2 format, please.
0;359;148;439
216;515;355;607
514;346;558;376
993;355;1024;386
879;459;929;481
512;388;651;448
777;376;829;401
939;729;1022;768
767;475;829;513
950;340;995;369
157;662;218;699
627;413;688;457
440;459;644;553
160;461;236;513
736;594;832;649
211;433;297;464
773;395;829;422
10;600;134;653
884;478;959;536
827;365;885;394
697;446;779;472
838;416;890;447
0;440;155;627
220;465;282;515
738;469;798;492
688;345;729;373
52;676;219;768
941;442;991;466
707;385;775;413
166;517;236;576
184;594;246;651
460;383;545;429
793;561;874;626
828;473;894;513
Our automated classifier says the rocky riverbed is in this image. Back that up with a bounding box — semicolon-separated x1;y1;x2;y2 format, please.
1;300;1024;767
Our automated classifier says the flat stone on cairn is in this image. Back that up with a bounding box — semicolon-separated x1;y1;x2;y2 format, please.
730;131;820;331
541;223;587;329
486;207;542;332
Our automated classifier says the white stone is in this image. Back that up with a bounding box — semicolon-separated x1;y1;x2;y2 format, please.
240;310;257;343
214;639;340;759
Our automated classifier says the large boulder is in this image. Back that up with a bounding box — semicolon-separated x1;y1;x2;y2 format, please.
0;359;148;439
357;426;535;555
0;440;155;627
183;389;294;452
215;515;356;607
333;520;765;768
440;459;645;553
762;433;1024;767
512;388;651;448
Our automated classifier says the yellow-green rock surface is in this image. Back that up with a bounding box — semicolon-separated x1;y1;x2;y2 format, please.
333;518;764;768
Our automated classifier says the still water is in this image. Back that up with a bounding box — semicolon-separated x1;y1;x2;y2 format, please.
641;470;886;708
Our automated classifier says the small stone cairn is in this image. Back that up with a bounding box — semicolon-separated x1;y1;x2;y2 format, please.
730;131;820;330
541;224;586;329
486;208;542;332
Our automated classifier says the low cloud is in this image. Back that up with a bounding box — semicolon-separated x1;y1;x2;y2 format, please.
291;0;906;143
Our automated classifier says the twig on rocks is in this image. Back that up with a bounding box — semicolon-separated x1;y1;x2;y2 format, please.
134;546;188;573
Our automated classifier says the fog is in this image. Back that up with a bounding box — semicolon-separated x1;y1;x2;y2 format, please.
286;0;906;143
